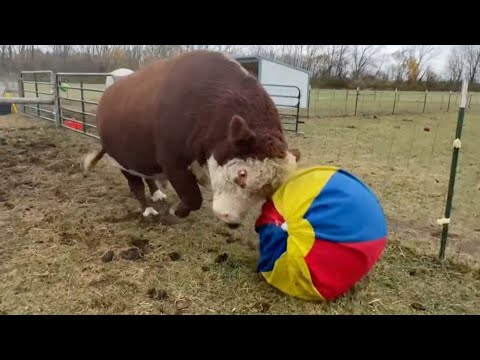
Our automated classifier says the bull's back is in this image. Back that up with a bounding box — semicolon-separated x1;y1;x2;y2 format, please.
94;51;280;172
145;51;281;163
95;61;171;175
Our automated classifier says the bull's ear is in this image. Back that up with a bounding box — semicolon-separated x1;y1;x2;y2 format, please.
228;114;256;147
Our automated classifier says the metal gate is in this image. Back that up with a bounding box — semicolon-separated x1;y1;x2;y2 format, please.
262;83;302;134
54;72;111;140
10;73;304;137
17;70;56;122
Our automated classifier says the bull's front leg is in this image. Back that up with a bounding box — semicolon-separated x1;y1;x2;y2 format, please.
145;178;168;202
165;166;203;218
188;161;211;191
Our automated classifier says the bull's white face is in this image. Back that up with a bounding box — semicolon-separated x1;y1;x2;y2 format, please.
207;151;298;226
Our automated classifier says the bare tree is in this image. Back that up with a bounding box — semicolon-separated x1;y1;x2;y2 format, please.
461;45;480;84
143;45;182;60
321;45;350;78
393;45;436;83
412;45;436;81
120;45;145;68
446;46;464;84
0;45;7;70
301;45;323;74
350;45;383;80
247;45;278;60
49;45;75;64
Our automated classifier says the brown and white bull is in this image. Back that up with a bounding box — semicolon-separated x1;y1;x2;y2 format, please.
83;50;300;227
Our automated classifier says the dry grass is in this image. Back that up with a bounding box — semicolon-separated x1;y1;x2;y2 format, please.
0;112;479;315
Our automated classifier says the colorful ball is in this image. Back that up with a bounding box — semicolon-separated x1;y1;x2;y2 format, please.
254;166;388;302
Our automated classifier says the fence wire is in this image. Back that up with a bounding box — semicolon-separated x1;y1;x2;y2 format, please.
6;74;480;261
304;88;480;119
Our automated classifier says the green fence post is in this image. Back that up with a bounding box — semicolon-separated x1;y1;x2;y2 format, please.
438;78;469;260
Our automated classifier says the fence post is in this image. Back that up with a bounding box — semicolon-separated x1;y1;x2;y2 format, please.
294;88;301;134
392;88;398;115
80;80;87;133
34;73;40;117
447;90;452;112
52;73;61;128
306;84;311;118
354;87;360;116
468;94;472;109
422;89;428;113
344;90;349;114
17;74;25;113
438;77;469;260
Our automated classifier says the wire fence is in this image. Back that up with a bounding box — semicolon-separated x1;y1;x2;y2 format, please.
3;73;480;262
288;101;480;261
305;88;480;118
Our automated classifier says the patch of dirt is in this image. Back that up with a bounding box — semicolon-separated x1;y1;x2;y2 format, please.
168;252;181;261
214;253;229;264
129;238;150;253
0;113;479;315
101;250;114;263
147;288;168;300
120;248;143;261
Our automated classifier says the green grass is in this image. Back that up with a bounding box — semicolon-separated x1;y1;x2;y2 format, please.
0;106;479;314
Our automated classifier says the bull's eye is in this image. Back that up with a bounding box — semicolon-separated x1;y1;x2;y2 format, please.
234;169;248;188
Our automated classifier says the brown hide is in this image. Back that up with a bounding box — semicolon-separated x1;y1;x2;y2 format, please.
95;50;292;216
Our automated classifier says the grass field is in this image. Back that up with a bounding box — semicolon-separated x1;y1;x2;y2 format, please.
1;106;479;314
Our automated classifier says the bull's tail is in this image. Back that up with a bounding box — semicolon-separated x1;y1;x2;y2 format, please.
83;148;106;173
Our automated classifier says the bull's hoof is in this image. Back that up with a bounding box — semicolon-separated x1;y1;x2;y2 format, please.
143;207;159;217
169;204;191;218
151;190;167;202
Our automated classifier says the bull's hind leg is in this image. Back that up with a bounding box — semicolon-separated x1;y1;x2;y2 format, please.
121;170;158;217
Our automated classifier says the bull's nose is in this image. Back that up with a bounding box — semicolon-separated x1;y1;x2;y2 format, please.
214;211;241;228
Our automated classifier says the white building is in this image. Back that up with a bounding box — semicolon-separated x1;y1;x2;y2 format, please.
235;55;311;109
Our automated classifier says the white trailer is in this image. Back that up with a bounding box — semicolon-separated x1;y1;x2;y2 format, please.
234;55;311;109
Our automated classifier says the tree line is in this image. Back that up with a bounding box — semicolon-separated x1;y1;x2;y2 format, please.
1;45;479;91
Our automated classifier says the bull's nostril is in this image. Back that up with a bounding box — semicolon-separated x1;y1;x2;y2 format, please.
227;223;240;229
